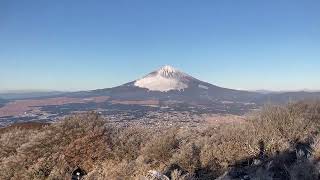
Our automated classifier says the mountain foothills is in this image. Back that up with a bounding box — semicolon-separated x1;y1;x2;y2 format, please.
0;65;320;126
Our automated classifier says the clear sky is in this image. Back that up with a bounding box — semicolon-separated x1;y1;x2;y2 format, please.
0;0;319;91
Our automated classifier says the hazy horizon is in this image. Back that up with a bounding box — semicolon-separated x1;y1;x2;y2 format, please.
1;0;319;91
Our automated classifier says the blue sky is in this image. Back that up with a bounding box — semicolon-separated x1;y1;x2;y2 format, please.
0;0;319;91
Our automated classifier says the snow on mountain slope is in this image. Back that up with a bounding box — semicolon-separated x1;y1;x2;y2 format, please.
134;65;192;92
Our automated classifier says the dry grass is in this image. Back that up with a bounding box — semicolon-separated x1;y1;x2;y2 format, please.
1;101;320;179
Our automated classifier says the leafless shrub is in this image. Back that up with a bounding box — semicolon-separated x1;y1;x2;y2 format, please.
142;128;180;168
110;126;152;161
0;128;39;158
249;101;320;155
172;142;201;174
0;112;111;179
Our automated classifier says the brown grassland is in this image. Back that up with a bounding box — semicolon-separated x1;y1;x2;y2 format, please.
1;100;320;179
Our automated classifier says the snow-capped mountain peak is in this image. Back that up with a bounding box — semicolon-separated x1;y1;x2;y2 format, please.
158;65;179;77
134;65;191;92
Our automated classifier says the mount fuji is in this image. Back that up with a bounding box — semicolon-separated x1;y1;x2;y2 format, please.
54;65;318;109
52;65;320;115
70;65;262;111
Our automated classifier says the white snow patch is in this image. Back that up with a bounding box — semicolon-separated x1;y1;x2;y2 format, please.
134;65;190;92
134;75;188;92
198;84;209;90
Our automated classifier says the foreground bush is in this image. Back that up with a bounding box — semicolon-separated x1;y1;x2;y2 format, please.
0;101;320;179
0;113;111;179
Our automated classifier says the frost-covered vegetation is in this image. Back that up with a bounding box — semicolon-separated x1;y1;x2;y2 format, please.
1;101;320;179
